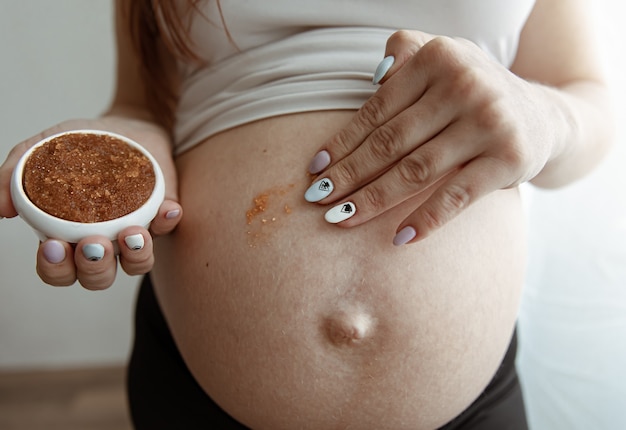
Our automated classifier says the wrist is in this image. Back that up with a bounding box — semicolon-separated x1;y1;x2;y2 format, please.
530;80;613;188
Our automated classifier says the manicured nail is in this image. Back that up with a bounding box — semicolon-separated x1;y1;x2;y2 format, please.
325;202;356;224
124;234;145;251
82;243;105;261
373;56;395;85
308;150;331;174
393;226;417;246
42;240;66;264
305;178;334;202
165;209;180;220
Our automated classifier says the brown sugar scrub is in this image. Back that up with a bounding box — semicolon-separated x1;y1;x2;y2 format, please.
22;132;156;223
245;184;295;247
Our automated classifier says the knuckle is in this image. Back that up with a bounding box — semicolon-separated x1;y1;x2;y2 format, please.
498;137;527;170
360;185;387;213
78;271;115;291
420;36;459;65
121;254;154;275
470;97;531;175
36;268;76;287
389;29;415;45
367;123;405;161
440;184;472;212
356;94;388;131
445;64;484;102
477;109;528;169
386;30;426;66
420;204;447;231
474;97;512;133
333;159;360;185
396;155;435;187
420;185;471;232
329;126;358;155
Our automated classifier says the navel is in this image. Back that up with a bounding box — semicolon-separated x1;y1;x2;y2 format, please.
323;309;374;346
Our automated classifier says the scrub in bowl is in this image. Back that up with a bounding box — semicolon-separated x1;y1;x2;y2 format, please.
11;130;165;244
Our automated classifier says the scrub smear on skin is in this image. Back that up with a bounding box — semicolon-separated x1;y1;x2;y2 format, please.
245;184;295;247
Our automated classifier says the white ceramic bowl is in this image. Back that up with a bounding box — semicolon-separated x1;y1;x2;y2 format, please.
11;130;165;243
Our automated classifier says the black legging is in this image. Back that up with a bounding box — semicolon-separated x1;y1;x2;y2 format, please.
127;275;528;429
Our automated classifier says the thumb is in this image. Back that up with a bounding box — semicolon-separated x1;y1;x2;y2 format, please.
149;199;183;236
373;29;436;85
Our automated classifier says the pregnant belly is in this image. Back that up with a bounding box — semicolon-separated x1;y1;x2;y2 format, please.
151;111;527;430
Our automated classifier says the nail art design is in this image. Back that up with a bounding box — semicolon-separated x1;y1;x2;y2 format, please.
124;234;145;251
83;243;105;261
304;178;334;202
373;55;395;85
42;240;66;264
325;202;356;224
308;150;331;174
393;226;417;246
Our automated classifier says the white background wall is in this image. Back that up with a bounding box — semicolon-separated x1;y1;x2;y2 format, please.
516;2;626;428
0;1;625;429
0;1;137;369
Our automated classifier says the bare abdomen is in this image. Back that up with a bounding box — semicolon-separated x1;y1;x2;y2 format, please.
151;111;526;429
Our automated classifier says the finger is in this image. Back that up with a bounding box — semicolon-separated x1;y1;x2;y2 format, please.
0;139;38;217
149;199;182;236
323;122;479;226
308;86;460;205
74;236;117;290
36;240;77;286
393;156;511;245
118;227;154;276
374;30;436;85
308;36;438;176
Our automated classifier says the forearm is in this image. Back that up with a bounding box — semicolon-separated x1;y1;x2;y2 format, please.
530;79;613;188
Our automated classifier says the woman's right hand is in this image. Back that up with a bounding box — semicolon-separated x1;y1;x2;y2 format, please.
0;117;182;290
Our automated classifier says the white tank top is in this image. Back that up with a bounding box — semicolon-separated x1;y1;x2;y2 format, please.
174;0;536;154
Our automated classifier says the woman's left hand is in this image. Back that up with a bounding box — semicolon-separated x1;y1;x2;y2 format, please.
304;30;557;245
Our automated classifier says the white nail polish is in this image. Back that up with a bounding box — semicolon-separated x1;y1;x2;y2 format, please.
124;234;145;251
83;243;105;261
325;202;356;224
373;55;395;85
305;178;334;202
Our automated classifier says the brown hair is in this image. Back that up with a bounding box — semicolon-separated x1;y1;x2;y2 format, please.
127;0;229;130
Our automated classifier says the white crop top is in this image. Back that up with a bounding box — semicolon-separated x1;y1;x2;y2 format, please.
173;0;536;154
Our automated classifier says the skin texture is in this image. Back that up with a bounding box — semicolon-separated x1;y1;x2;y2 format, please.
150;110;527;428
0;0;612;427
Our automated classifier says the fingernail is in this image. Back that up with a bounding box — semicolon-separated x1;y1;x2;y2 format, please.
124;234;145;251
373;55;395;85
393;226;417;246
165;209;180;220
43;240;66;264
325;202;356;224
305;178;334;202
308;150;331;174
82;243;105;261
